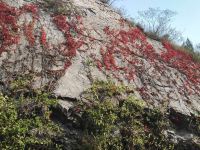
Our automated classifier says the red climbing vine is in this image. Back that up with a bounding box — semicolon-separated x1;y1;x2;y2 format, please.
52;14;83;69
24;19;36;46
0;1;84;72
0;2;39;54
21;3;39;19
41;26;47;48
96;26;156;82
0;2;20;54
161;40;200;84
94;22;200;99
160;40;200;94
1;1;200;100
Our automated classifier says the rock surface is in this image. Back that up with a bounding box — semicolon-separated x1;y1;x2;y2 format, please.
0;0;199;148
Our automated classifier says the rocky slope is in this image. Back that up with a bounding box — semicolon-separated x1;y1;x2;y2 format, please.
0;0;199;149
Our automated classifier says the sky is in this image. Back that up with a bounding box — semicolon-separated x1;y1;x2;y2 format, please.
113;0;200;45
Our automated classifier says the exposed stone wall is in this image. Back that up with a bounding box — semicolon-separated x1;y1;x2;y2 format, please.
0;1;199;146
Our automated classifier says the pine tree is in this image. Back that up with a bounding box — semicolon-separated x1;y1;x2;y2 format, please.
183;38;194;52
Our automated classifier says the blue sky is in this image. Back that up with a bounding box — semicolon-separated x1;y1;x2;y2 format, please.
113;0;199;45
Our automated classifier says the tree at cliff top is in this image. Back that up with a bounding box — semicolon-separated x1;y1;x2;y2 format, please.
136;7;183;42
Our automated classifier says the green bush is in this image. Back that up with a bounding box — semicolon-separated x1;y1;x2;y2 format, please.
80;81;174;150
43;0;78;15
0;77;62;149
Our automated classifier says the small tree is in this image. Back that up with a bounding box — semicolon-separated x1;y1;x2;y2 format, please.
136;8;182;42
183;38;194;52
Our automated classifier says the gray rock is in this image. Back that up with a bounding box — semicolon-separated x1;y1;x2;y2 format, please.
0;1;199;148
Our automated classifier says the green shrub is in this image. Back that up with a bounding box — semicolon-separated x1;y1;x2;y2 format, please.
0;77;62;149
80;81;174;150
43;0;78;15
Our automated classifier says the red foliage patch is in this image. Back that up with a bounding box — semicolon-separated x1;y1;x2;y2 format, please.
40;26;47;48
161;40;200;84
0;2;20;54
24;19;36;46
160;41;200;96
21;3;39;19
95;23;200;99
0;2;83;72
1;1;200;100
0;2;39;54
53;14;83;62
96;26;157;82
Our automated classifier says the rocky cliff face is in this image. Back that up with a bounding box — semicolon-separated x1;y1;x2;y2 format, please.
0;0;199;149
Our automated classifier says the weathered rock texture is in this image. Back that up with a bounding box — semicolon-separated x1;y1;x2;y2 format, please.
0;0;199;148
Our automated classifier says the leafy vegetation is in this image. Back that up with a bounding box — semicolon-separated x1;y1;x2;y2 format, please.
0;76;62;149
0;1;199;149
43;0;79;15
168;41;200;63
79;80;174;150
